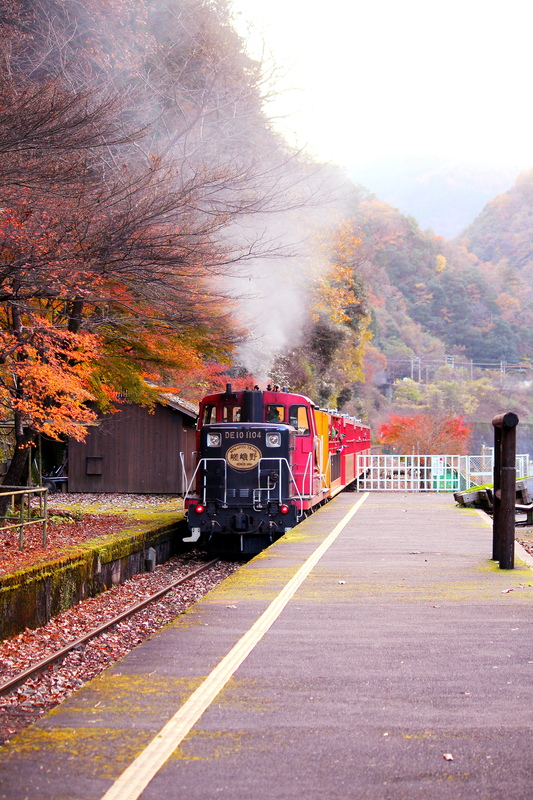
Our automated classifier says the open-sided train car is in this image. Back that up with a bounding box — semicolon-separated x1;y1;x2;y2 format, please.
184;385;371;555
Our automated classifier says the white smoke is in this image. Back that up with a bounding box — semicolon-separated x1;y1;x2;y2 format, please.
225;184;351;382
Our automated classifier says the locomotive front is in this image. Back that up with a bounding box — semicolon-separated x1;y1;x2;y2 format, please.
186;389;299;555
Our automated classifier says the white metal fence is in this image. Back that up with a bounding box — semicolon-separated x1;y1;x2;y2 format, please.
356;453;533;492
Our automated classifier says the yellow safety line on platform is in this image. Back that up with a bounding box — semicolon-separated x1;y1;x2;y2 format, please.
100;492;369;800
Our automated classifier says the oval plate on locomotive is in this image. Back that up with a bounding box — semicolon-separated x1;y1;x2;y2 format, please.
226;443;262;470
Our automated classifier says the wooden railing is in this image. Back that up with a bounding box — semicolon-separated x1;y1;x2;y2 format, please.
0;486;48;551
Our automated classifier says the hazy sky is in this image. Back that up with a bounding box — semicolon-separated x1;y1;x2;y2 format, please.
231;0;533;172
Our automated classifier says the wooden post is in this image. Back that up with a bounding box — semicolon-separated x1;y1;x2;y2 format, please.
492;426;501;561
492;412;519;570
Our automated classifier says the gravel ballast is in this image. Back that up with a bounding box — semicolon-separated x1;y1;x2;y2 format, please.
0;493;240;746
0;552;239;745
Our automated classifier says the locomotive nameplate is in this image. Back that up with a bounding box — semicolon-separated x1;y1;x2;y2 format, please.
226;443;262;470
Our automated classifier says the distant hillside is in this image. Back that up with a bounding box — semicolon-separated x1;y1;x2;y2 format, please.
340;171;533;365
460;170;533;270
344;197;512;363
268;167;533;425
348;157;523;238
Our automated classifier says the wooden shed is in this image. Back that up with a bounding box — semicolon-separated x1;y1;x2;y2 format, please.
67;395;197;494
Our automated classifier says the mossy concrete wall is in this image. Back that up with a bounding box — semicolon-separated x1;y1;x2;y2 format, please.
0;517;187;641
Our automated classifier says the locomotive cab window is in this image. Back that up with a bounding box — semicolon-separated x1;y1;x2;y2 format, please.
289;405;310;435
202;404;217;425
265;405;284;423
223;405;241;422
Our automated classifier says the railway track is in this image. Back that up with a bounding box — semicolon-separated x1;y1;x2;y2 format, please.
0;554;241;745
0;559;219;698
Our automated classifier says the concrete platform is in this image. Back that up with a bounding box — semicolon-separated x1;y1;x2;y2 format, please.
0;516;185;641
1;492;533;800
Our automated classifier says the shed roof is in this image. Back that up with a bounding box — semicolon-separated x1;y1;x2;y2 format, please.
158;392;198;419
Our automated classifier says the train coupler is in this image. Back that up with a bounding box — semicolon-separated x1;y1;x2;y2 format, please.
183;527;201;542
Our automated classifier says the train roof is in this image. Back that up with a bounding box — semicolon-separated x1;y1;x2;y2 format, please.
199;387;369;428
200;387;313;405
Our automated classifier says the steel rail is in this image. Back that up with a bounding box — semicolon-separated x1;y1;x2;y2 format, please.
0;559;219;698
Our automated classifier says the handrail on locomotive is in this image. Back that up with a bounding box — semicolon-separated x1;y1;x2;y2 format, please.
184;456;306;517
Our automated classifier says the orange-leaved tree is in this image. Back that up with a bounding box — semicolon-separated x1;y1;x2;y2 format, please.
0;0;335;497
378;414;472;455
0;0;299;489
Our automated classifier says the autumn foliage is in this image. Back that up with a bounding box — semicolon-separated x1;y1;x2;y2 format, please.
0;0;305;487
378;414;472;455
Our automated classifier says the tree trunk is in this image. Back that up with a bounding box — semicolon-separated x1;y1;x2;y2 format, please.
0;413;34;517
68;299;84;334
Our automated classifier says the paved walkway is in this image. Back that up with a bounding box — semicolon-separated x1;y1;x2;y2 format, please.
1;492;532;800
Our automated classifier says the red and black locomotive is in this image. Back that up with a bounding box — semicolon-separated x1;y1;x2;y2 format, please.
184;385;371;555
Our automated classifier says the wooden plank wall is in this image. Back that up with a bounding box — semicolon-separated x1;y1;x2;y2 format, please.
68;404;196;494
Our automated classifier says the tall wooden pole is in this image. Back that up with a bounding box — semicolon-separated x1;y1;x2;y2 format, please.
492;426;501;561
492;412;518;570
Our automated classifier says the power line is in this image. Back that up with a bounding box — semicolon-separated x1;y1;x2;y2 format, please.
386;357;531;371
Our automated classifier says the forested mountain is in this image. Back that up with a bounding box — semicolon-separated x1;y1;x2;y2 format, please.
350;173;533;422
345;169;533;370
461;171;533;269
270;171;533;428
346;187;531;365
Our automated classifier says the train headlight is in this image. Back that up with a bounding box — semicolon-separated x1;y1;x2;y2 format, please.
266;432;281;447
206;433;221;447
195;504;205;514
280;504;290;514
